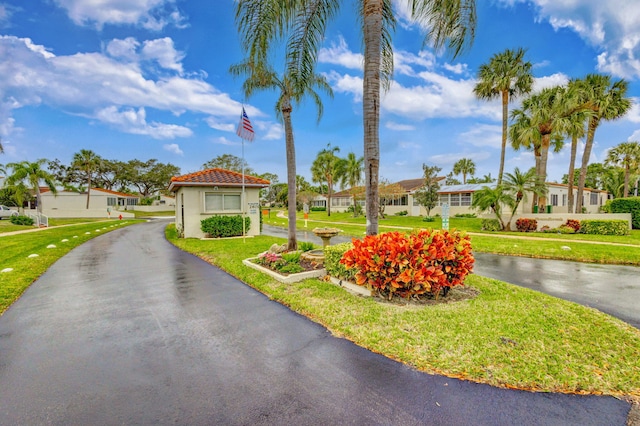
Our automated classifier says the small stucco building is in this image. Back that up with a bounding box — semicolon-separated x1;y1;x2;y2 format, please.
40;187;139;218
168;168;270;239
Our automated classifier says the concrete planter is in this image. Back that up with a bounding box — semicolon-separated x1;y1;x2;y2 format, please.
329;276;372;297
243;258;326;284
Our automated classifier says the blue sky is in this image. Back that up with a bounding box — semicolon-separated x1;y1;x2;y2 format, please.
1;0;640;186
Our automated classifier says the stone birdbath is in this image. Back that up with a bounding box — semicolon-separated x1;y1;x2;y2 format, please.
312;227;341;248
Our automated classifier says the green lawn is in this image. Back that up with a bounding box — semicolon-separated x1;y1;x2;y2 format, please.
265;210;640;265
129;210;175;218
166;226;640;397
0;220;140;314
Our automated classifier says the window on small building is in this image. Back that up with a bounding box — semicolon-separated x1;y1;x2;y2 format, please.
562;194;567;206
107;197;116;206
551;194;558;206
126;198;138;206
205;193;241;211
460;193;471;206
438;195;448;206
590;192;598;205
450;193;461;207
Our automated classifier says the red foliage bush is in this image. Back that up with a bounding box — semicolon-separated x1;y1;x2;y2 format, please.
515;218;538;232
340;229;474;299
564;219;581;232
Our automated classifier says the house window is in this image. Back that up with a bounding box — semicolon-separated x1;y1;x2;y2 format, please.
205;193;241;211
438;195;448;206
590;193;598;205
107;197;116;206
450;193;461;207
562;194;567;206
126;198;138;206
551;194;558;206
460;193;471;206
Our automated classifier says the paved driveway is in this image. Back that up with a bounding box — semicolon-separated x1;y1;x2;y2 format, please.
0;220;630;425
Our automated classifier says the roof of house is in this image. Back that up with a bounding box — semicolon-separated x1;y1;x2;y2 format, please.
168;168;270;191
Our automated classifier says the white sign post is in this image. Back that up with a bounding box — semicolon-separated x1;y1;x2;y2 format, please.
442;203;450;230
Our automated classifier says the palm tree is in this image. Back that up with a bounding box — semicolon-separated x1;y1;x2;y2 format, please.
5;159;57;213
230;61;332;251
0;137;4;154
311;144;344;217
452;158;476;184
471;186;514;230
509;85;568;211
474;48;533;185
71;149;101;209
605;141;640;197
339;152;364;217
573;74;631;212
235;0;476;235
501;167;546;230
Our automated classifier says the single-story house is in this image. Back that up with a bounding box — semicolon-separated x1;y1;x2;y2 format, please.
39;187;139;218
169;168;270;239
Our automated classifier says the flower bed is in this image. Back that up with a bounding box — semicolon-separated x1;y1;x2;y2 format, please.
243;250;325;284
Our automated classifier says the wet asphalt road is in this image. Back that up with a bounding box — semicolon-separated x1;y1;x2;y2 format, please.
264;225;640;329
0;220;631;425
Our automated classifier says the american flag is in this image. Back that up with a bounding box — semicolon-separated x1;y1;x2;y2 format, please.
236;107;255;142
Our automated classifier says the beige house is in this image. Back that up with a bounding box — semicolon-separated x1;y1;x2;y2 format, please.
169;168;270;239
40;187;138;218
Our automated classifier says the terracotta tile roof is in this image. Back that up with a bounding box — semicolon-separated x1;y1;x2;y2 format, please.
169;168;270;191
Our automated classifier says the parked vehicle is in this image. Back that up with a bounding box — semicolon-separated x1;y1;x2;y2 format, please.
0;205;17;219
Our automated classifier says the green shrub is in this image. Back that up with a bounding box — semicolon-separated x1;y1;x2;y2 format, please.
607;197;640;229
281;251;301;263
423;216;436;222
580;219;629;236
454;213;477;218
324;242;355;281
395;210;408;216
298;241;316;252
277;263;304;274
310;207;326;212
200;215;251;238
481;218;501;231
10;215;34;226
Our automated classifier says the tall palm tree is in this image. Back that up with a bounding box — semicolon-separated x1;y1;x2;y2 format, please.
311;144;344;217
339;152;364;217
573;74;631;212
71;149;101;209
235;0;476;235
473;48;533;185
452;158;476;184
509;85;568;211
5;159;57;213
230;61;332;251
605;141;640;197
471;186;514;230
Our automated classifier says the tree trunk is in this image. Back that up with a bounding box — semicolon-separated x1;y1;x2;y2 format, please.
577;118;598;213
623;164;630;197
326;177;332;216
283;105;297;251
498;90;509;186
363;0;382;236
86;175;92;209
567;134;578;213
532;144;542;212
36;188;42;214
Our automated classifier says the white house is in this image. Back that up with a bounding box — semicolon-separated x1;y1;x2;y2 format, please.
40;187;139;218
168;168;270;239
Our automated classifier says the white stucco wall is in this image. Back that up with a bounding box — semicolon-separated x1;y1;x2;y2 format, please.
175;186;262;238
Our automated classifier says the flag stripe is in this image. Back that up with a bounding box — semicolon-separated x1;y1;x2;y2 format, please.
236;107;255;142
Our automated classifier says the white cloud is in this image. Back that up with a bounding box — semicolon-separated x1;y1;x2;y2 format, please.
458;124;503;149
53;0;186;30
205;117;235;132
318;36;363;70
0;36;269;141
385;121;415;131
531;73;569;93
498;0;640;79
163;143;183;155
394;50;436;76
255;121;283;140
625;98;640;123
213;136;238;146
93;106;192;139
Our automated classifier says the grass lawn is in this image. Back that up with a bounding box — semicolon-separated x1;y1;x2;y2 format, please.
166;226;640;397
129;210;175;218
265;210;640;266
0;220;140;314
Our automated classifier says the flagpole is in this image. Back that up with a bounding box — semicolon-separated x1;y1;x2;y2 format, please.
242;136;246;243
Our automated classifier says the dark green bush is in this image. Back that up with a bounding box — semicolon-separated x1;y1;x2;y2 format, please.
310;207;326;212
201;215;250;238
298;241;316;252
454;213;477;218
580;219;629;236
10;215;34;226
423;216;436;222
394;210;408;216
324;242;355;281
481;218;501;231
606;197;640;229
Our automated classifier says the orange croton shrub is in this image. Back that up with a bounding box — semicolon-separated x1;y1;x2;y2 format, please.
340;229;474;299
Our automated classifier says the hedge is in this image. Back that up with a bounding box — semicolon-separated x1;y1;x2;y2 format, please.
481;218;501;231
201;215;251;238
10;215;34;226
606;197;640;229
580;219;629;236
324;242;355;281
